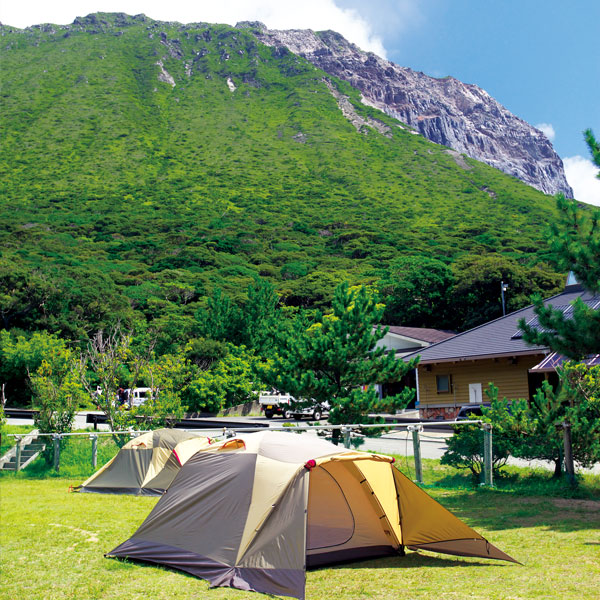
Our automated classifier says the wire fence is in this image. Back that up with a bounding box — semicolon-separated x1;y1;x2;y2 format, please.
3;420;494;486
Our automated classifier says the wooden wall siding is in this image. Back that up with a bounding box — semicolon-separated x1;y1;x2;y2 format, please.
417;355;545;418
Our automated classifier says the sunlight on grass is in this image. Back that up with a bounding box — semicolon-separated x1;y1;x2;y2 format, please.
1;469;599;599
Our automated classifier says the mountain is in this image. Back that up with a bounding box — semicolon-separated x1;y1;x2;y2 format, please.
0;13;563;340
246;22;573;198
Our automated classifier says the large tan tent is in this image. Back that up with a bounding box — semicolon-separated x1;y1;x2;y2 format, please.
76;428;211;495
108;431;517;599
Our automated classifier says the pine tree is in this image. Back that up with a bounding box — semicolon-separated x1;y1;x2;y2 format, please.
519;128;600;358
265;282;418;425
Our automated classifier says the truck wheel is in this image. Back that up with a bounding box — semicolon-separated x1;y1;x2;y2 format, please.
265;409;274;419
312;409;322;421
283;409;293;420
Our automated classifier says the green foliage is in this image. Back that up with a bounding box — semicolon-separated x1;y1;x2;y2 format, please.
520;131;600;357
0;15;563;338
441;424;509;478
78;327;147;433
265;282;418;424
520;294;600;360
182;345;259;414
441;386;520;478
584;127;600;172
443;372;600;480
519;196;600;359
377;256;454;328
30;352;87;435
452;255;562;329
0;330;76;406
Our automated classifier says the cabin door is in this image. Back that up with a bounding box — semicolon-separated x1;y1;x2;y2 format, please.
468;383;482;404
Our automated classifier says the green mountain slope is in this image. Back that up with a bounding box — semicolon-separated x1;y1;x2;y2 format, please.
0;13;561;339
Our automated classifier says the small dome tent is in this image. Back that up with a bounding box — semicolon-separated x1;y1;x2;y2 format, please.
76;428;211;496
107;431;517;599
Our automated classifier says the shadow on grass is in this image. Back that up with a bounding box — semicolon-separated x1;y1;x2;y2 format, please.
108;550;508;587
322;552;509;571
427;487;600;533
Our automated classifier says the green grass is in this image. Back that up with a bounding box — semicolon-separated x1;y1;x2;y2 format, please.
1;460;599;599
0;425;35;456
399;457;600;499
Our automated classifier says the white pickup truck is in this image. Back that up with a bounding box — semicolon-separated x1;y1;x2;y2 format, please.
259;390;295;419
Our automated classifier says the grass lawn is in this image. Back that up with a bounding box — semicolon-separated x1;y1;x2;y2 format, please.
1;463;599;600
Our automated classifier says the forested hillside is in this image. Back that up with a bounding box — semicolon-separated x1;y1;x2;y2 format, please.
1;13;563;344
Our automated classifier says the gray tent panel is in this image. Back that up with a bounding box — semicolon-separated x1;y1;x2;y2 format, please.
83;448;153;492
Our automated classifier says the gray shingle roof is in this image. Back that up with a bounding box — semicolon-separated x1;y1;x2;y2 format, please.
404;287;600;363
385;326;456;344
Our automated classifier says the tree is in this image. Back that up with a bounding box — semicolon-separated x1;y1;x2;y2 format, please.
519;129;600;358
195;287;241;343
134;353;188;429
0;330;70;406
182;344;259;414
78;326;148;433
452;255;562;331
443;373;600;480
30;348;87;436
441;385;524;478
377;256;454;328
264;282;418;426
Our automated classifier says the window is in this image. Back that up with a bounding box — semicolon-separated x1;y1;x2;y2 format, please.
436;374;452;394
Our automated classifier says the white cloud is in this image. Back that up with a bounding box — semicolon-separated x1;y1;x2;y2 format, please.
564;156;600;206
535;123;556;142
0;0;387;56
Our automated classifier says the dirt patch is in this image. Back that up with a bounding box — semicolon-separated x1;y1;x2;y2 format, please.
445;149;472;170
550;498;600;511
513;497;600;510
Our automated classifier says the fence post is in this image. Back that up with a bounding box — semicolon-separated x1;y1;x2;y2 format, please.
342;426;351;449
482;423;493;487
90;434;98;469
408;425;423;484
15;436;22;472
562;421;576;486
53;434;61;473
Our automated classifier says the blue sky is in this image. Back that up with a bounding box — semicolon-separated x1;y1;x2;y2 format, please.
2;0;598;203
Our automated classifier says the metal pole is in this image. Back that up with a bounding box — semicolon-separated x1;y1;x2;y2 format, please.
90;434;98;469
500;281;507;316
53;434;61;473
562;422;576;486
342;426;351;449
409;425;423;484
15;436;22;472
482;424;493;487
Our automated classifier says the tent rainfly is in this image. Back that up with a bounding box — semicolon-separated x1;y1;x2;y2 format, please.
107;431;517;599
76;428;211;496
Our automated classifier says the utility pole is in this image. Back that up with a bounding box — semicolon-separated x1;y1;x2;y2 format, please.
501;281;508;316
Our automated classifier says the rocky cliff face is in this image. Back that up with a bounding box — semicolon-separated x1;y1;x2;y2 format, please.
241;22;573;197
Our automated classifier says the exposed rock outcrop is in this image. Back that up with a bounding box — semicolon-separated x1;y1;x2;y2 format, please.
241;23;572;197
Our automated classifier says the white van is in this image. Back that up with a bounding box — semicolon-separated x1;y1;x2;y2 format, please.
127;387;153;408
